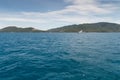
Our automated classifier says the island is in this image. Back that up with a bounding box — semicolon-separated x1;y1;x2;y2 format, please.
48;22;120;32
0;22;120;32
0;26;44;32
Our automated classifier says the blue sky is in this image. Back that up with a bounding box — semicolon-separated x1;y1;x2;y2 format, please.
0;0;120;30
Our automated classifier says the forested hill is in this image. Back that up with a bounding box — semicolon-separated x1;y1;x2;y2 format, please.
0;26;44;32
0;22;120;32
48;22;120;32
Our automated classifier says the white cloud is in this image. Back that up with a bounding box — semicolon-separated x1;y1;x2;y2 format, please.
21;0;117;23
0;17;45;23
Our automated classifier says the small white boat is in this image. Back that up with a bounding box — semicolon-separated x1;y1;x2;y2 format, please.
78;30;83;33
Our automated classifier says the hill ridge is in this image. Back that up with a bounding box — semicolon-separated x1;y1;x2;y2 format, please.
0;22;120;32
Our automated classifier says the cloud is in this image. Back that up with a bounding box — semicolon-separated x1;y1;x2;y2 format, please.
0;0;119;29
23;0;116;15
0;17;45;23
66;0;103;13
21;0;118;23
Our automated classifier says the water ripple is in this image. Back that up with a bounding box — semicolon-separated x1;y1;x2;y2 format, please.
0;33;120;80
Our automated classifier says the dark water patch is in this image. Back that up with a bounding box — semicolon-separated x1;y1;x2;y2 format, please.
106;59;120;64
112;52;120;55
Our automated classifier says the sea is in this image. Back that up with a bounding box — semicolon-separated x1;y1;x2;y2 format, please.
0;33;120;80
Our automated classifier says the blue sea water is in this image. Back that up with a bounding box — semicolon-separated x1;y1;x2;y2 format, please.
0;33;120;80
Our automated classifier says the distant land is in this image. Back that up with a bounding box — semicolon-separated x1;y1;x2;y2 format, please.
48;22;120;32
0;26;44;32
0;22;120;32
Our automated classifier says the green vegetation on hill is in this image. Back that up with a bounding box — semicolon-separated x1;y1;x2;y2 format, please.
0;26;44;32
0;22;120;32
48;22;120;32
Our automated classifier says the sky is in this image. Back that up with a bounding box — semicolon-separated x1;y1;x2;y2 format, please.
0;0;120;30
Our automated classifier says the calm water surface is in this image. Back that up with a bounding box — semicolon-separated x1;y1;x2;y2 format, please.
0;33;120;80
